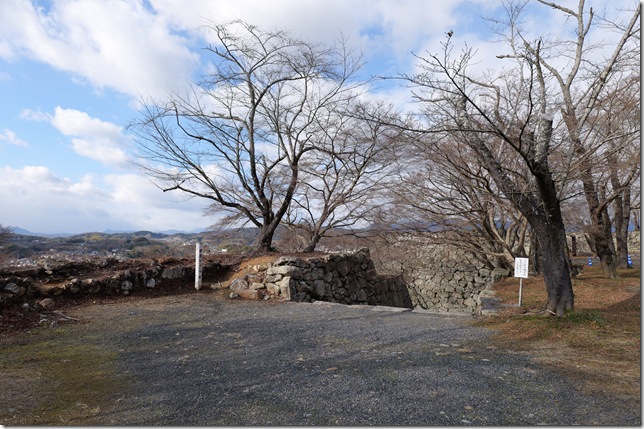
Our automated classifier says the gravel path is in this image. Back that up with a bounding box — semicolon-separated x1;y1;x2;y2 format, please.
8;294;641;425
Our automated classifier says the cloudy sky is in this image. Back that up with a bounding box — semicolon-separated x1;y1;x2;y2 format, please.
0;0;636;234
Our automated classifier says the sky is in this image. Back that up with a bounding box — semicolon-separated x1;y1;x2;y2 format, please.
0;0;637;234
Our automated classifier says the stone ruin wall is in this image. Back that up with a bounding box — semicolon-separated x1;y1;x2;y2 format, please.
0;258;224;308
4;231;639;314
228;248;413;309
229;244;495;314
1;245;497;315
372;237;496;314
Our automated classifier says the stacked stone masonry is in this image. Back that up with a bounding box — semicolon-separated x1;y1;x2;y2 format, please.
1;246;496;314
229;248;414;309
0;258;223;307
376;237;497;314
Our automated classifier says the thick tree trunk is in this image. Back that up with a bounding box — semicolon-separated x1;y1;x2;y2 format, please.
594;208;618;278
534;223;575;316
529;231;541;275
302;238;320;253
576;156;619;278
302;230;322;253
252;224;277;253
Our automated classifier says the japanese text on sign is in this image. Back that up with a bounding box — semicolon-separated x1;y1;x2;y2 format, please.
514;257;529;278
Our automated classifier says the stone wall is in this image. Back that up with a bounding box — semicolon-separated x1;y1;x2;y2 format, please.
2;245;496;315
228;248;413;309
0;258;226;307
374;237;495;314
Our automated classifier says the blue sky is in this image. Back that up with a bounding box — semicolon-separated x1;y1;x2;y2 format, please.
0;0;636;234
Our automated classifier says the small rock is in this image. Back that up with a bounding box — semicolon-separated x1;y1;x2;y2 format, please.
3;283;20;295
38;298;54;309
236;289;259;300
229;278;249;293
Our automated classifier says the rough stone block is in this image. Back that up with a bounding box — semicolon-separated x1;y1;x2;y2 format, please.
265;274;282;283
229;277;249;293
335;260;351;277
38;298;54;309
313;280;326;298
245;274;263;284
3;283;20;295
249;282;265;291
267;265;303;279
161;266;185;279
237;289;259;300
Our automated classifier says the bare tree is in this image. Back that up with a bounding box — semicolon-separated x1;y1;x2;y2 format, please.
390;0;639;314
130;20;363;253
500;0;640;277
383;133;531;272
591;76;640;268
283;101;400;252
393;25;579;314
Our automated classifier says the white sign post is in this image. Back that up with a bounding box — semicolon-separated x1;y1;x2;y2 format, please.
514;257;529;306
195;241;202;290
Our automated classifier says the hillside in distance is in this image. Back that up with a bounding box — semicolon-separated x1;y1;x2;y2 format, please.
2;226;307;265
2;228;234;264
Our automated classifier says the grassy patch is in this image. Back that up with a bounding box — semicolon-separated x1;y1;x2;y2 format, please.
0;326;129;425
477;265;640;401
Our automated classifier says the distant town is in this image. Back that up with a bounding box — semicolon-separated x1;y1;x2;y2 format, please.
0;228;256;268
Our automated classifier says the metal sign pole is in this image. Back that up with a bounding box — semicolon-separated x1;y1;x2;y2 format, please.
514;257;529;307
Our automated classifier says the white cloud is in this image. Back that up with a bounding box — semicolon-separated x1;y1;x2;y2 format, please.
0;166;211;233
150;0;461;66
21;106;132;169
20;108;51;122
50;107;130;168
0;129;29;147
0;0;199;100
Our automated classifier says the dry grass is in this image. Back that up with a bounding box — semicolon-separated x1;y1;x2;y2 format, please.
477;265;640;403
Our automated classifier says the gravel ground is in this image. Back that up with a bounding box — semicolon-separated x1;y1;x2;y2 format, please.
5;294;641;426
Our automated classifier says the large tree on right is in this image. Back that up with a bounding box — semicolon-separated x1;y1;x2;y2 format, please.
398;0;639;315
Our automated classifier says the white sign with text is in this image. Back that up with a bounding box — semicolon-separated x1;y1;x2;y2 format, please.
514;257;529;279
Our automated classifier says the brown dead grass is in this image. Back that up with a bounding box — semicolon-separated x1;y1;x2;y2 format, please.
477;265;640;403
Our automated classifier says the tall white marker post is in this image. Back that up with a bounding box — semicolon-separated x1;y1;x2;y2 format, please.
514;257;529;306
195;240;202;290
